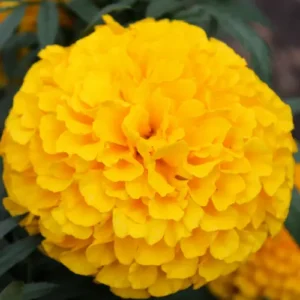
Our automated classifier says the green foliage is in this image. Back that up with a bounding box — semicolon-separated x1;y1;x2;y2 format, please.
37;1;59;48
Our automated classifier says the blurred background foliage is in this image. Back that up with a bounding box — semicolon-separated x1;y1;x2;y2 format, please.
0;0;300;299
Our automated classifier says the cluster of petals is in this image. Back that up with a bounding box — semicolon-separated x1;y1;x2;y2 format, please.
0;15;296;298
209;228;300;300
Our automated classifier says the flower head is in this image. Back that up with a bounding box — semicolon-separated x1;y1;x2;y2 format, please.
0;15;295;298
208;228;300;300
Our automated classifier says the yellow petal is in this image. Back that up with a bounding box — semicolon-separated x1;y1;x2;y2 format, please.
60;249;97;275
149;195;184;221
198;256;227;281
62;185;102;227
93;218;114;243
128;263;158;289
86;241;116;267
2;197;27;216
103;157;144;182
79;170;115;213
136;240;174;266
148;162;175;196
210;229;240;260
114;237;137;265
148;275;186;297
96;263;130;288
200;205;238;231
162;255;198;279
93;103;127;145
181;229;214;258
182;198;204;231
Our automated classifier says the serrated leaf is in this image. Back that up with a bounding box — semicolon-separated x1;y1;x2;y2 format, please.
285;188;300;245
37;1;59;48
146;0;182;18
23;282;58;300
0;4;26;49
0;235;42;277
0;282;23;300
0;216;23;239
66;0;100;23
284;97;300;116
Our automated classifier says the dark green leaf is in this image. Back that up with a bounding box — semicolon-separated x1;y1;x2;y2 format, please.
23;282;58;300
231;0;270;25
284;97;300;116
66;0;100;23
0;235;42;277
37;1;59;48
0;282;23;300
146;0;182;18
285;188;300;245
0;4;26;49
0;216;23;239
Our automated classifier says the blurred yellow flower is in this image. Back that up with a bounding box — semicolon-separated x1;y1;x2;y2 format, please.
0;0;71;32
0;15;296;298
209;228;300;300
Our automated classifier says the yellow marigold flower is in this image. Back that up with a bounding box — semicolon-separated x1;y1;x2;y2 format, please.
0;0;71;32
208;228;300;300
0;15;296;298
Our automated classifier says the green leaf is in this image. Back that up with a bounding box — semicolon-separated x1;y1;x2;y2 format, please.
146;0;182;18
224;0;270;25
0;282;23;300
23;282;58;300
0;4;26;49
283;97;300;116
0;235;42;277
285;188;300;245
0;216;23;239
66;0;100;23
37;0;59;48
